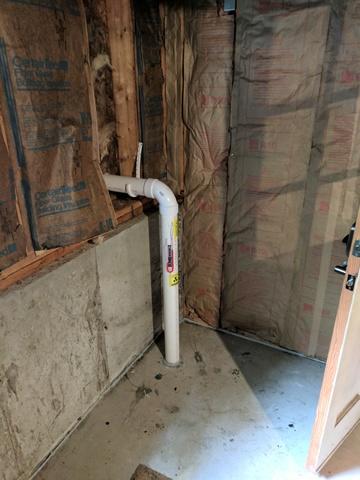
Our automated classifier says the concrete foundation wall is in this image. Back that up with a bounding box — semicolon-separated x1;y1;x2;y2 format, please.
0;214;161;480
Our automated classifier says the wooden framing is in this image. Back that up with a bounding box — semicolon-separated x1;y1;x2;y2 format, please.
0;199;155;292
0;2;145;291
106;0;139;176
80;0;118;227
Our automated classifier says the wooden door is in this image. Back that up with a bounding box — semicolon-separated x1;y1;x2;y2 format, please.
308;208;360;471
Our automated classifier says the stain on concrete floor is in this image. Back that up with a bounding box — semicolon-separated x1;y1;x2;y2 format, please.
35;323;360;480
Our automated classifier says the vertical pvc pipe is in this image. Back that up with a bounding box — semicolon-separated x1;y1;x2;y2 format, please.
160;204;180;366
103;174;180;366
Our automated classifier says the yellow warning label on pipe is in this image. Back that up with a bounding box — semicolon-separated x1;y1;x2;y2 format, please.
172;218;178;239
169;273;179;286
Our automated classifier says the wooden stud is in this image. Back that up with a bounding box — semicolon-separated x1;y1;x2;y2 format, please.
106;0;139;176
79;0;117;225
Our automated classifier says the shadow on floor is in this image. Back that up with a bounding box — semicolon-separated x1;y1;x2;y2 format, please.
35;323;334;480
217;327;325;469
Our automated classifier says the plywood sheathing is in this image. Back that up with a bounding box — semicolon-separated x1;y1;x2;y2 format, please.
222;0;360;359
106;0;139;176
182;2;234;326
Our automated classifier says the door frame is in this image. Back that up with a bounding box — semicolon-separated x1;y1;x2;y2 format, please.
307;209;360;471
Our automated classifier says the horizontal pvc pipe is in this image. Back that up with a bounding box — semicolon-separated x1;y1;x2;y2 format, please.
104;174;180;366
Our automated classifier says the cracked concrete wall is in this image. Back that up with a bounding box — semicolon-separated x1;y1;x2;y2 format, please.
0;214;161;480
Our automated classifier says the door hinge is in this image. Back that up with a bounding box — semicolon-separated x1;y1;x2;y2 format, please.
352;239;360;257
345;274;357;291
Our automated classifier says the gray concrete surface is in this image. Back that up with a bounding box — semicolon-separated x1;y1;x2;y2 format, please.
34;322;337;480
0;214;161;480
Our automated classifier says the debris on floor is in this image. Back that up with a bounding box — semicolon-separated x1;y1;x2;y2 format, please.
35;323;326;480
131;464;172;480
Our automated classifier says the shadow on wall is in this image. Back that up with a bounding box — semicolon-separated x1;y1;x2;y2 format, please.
147;211;163;336
221;1;360;360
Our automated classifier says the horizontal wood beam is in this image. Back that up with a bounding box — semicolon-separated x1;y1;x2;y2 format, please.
0;199;155;292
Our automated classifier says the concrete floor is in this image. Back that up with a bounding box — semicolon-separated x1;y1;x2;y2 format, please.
35;323;360;480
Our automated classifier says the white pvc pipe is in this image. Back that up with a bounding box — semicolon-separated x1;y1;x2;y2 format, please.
135;142;143;179
103;174;180;366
